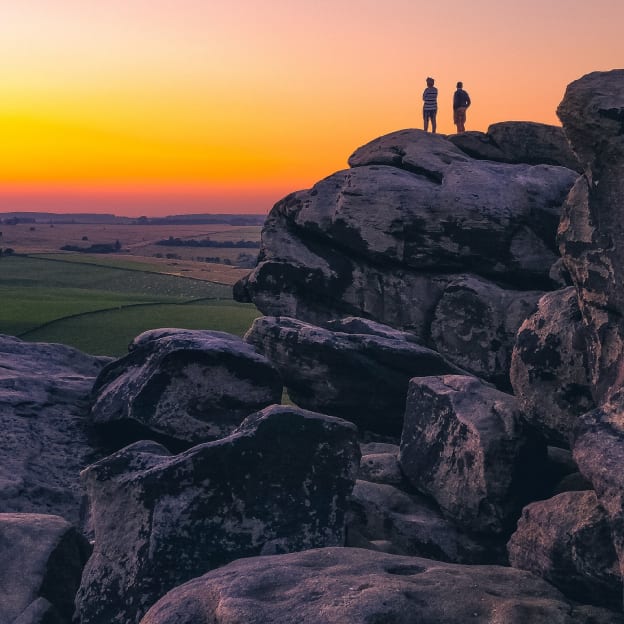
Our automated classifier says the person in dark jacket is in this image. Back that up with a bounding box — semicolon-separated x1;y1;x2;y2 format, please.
453;82;471;133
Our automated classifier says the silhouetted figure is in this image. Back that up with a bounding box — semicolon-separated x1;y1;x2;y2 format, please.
453;81;471;133
422;77;438;133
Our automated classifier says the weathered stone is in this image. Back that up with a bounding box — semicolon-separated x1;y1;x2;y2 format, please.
139;547;624;624
348;128;471;180
244;316;463;436
507;491;622;609
0;513;91;624
235;131;577;375
431;275;542;388
446;130;508;162
91;328;283;446
347;480;496;563
0;335;110;527
574;390;624;601
76;405;360;624
399;375;546;535
358;451;404;487
486;122;581;170
449;122;582;171
508;491;621;609
510;287;594;446
557;69;624;403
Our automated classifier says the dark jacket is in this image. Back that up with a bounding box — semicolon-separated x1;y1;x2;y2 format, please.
453;89;471;110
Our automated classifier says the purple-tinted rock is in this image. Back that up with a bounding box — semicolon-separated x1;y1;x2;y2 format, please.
91;328;282;446
76;405;360;624
399;375;546;535
508;490;621;608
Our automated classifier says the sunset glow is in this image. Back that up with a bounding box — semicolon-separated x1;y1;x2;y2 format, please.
1;0;622;215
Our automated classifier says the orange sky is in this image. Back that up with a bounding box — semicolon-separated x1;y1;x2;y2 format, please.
1;1;622;216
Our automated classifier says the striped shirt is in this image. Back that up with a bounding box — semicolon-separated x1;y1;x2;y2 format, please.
422;87;438;111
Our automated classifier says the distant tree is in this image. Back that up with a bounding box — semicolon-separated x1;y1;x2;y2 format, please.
29;226;35;231
114;240;121;251
82;236;89;241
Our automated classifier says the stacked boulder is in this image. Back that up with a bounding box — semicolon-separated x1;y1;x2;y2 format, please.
3;70;624;623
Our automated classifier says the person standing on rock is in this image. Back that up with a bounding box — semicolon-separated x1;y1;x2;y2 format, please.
453;81;471;133
422;77;438;133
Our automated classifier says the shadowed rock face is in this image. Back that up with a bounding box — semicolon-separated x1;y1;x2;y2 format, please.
0;513;91;624
557;69;624;403
90;328;283;446
510;287;595;447
76;405;360;624
347;480;497;564
139;547;624;624
0;335;110;528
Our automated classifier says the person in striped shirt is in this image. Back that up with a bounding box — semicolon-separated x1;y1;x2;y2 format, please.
422;77;438;133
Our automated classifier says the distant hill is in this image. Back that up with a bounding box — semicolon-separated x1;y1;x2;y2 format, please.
0;212;266;226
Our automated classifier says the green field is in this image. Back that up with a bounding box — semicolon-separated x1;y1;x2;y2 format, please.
0;255;260;356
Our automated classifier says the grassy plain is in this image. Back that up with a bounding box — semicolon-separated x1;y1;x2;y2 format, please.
0;222;263;356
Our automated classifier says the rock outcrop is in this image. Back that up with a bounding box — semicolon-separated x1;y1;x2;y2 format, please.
76;405;360;624
91;328;283;447
139;547;623;624
557;69;624;403
0;513;91;624
235;128;578;387
0;335;110;528
6;71;624;623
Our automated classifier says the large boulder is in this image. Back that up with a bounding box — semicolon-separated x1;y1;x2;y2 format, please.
90;328;283;446
574;390;624;601
0;335;110;528
76;405;360;624
0;513;91;624
507;490;621;609
399;375;546;535
510;287;594;447
450;121;582;171
245;316;463;436
557;69;624;403
139;547;624;624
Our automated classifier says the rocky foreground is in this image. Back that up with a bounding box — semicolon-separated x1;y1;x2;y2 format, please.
2;69;624;624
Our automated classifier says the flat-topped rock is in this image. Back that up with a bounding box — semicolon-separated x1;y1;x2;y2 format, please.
140;547;623;624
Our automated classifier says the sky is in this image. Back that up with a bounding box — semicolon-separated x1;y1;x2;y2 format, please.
1;1;622;216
